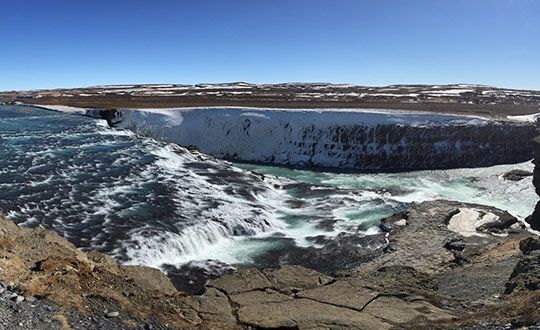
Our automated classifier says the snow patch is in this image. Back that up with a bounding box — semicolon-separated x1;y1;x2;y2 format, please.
447;208;499;237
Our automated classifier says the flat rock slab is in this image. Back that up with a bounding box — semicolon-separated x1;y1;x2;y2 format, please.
297;280;378;311
230;289;292;306
237;298;392;330
191;288;236;323
209;268;271;295
209;265;334;296
263;265;334;293
363;296;455;324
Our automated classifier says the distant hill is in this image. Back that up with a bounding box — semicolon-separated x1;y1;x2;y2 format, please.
2;83;539;118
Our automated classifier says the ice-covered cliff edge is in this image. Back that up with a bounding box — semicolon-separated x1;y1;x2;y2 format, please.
84;107;533;171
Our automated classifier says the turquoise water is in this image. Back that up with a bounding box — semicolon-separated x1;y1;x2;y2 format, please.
236;162;536;219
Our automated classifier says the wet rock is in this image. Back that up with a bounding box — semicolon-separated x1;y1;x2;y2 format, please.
253;233;386;274
437;257;518;303
163;260;233;295
365;266;438;292
354;200;526;277
527;136;540;230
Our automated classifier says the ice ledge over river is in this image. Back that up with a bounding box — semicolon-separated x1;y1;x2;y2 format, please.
38;106;540;171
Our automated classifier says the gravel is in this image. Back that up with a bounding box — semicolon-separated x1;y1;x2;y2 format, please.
0;282;167;329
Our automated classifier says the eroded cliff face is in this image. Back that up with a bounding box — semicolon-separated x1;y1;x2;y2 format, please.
101;108;537;171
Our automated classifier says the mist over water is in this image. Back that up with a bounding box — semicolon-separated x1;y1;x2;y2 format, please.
0;105;535;272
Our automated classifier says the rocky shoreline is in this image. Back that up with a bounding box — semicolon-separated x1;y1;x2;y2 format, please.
2;196;540;329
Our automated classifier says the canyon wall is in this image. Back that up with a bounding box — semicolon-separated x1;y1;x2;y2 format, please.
91;107;536;172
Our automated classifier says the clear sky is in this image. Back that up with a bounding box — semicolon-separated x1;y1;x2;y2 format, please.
1;0;539;91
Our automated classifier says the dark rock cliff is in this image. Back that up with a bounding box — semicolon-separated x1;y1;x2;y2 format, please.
527;136;540;230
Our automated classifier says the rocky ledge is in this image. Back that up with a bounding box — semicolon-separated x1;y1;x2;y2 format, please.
2;199;540;329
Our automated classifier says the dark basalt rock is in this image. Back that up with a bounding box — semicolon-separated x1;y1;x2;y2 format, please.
526;136;540;229
527;201;540;231
476;211;521;234
520;237;540;254
251;232;386;274
379;211;409;232
444;239;466;251
505;237;540;294
379;223;393;233
503;169;533;181
97;109;123;127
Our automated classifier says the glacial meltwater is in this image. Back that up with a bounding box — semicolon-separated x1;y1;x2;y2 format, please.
0;105;536;278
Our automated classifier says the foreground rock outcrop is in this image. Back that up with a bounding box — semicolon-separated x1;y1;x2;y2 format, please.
0;214;234;329
2;199;540;329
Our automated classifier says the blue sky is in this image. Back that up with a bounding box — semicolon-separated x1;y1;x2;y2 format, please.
1;0;539;91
